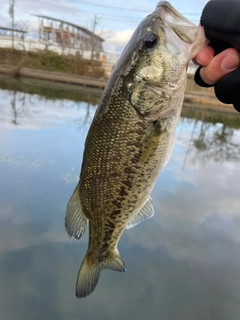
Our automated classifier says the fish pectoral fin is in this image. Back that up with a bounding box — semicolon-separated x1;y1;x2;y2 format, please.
126;197;154;229
141;121;166;162
65;183;88;239
75;250;125;298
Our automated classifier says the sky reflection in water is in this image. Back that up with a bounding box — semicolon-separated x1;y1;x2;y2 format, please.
0;79;240;320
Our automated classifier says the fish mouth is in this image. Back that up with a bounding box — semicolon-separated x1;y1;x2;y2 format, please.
157;1;196;27
156;1;198;43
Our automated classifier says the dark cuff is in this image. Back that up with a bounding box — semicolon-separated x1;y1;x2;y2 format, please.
194;67;214;88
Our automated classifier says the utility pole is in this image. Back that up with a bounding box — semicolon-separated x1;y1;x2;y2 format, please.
92;14;98;34
90;15;99;61
9;0;15;49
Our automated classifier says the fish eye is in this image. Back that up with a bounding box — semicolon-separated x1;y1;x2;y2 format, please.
143;32;158;50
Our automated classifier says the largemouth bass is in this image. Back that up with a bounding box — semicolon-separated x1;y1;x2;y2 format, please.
65;1;208;298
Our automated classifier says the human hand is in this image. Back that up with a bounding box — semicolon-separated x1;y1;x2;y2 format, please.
194;47;239;86
193;0;240;112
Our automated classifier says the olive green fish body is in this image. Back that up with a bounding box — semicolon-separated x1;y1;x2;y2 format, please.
65;1;208;298
80;88;178;256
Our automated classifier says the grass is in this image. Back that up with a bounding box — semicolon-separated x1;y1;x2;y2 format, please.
0;48;105;78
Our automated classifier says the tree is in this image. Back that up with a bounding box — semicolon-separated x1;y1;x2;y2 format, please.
14;20;31;50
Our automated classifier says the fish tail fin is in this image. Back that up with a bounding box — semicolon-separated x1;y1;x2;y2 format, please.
75;250;125;298
75;256;101;298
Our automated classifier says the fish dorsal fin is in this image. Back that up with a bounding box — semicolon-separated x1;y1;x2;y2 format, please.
126;197;154;229
65;183;88;239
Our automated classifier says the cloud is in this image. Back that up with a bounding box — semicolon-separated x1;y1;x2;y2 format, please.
1;125;240;319
1;0;211;57
104;29;133;47
0;90;96;130
102;29;134;55
123;132;240;265
61;171;79;185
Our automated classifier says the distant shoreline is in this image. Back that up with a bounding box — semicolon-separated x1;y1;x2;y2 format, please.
0;64;107;89
0;64;236;114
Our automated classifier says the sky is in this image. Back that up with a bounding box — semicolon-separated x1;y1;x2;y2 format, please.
0;0;209;56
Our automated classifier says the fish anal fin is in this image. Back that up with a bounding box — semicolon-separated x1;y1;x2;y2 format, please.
75;250;125;298
65;183;88;239
126;197;154;229
103;250;126;272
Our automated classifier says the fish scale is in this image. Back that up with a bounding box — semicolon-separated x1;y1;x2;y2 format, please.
80;94;153;235
65;0;208;298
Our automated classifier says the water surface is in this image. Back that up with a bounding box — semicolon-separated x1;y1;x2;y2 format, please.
0;76;240;320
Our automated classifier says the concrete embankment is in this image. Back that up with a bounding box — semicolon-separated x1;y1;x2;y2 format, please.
0;64;107;89
184;74;236;113
0;64;235;113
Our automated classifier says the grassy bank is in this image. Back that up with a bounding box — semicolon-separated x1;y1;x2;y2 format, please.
0;74;238;129
0;48;234;111
0;48;105;78
0;74;102;104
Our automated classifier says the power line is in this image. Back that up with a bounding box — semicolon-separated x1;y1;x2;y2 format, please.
68;0;201;16
68;0;151;13
14;7;142;23
9;0;201;27
16;0;201;18
15;0;142;20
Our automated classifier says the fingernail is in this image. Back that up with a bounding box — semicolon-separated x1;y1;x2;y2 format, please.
192;58;201;66
221;55;239;72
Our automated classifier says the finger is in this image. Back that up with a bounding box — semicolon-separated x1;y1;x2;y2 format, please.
193;46;215;66
199;48;240;85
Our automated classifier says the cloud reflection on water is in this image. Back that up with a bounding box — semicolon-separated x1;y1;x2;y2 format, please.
0;82;240;319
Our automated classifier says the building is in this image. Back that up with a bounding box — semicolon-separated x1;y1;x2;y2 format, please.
0;16;105;61
0;27;27;50
34;15;105;60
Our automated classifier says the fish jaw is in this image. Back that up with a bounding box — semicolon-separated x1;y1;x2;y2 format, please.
123;1;208;122
156;1;209;60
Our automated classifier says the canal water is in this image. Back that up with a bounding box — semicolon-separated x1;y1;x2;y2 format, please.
0;76;240;320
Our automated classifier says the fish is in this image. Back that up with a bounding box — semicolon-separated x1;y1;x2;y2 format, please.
65;1;208;298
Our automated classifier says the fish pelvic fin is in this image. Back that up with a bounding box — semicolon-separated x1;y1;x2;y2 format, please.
65;183;88;239
75;250;126;298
